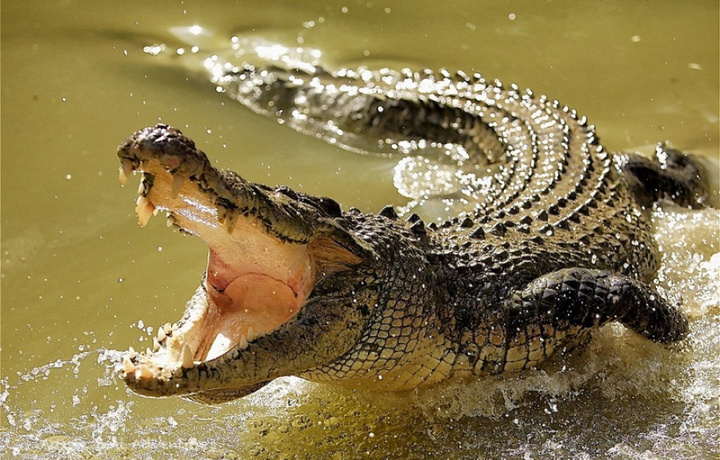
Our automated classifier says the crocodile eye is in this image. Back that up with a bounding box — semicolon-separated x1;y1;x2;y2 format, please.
316;197;342;218
276;185;343;218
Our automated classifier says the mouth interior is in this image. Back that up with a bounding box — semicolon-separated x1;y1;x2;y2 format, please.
129;160;315;370
200;250;311;361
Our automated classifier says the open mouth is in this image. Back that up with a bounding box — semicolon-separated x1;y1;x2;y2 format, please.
117;125;320;397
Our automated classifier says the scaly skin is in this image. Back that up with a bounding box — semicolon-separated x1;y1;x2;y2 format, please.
117;65;706;404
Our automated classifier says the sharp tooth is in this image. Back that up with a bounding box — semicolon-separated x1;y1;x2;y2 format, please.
146;347;152;355
128;347;137;359
166;213;176;227
225;212;238;234
152;337;161;351
246;327;257;342
171;174;184;198
163;323;172;335
217;206;228;224
157;328;166;341
119;159;134;185
136;196;155;227
118;166;128;185
123;356;136;374
137;365;154;380
239;335;249;350
181;344;194;368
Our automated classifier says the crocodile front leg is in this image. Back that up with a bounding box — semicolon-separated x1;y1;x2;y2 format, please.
493;268;688;373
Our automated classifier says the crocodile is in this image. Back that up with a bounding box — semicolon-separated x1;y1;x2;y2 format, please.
117;64;707;404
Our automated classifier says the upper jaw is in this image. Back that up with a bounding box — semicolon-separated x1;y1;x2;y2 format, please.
117;124;318;243
117;124;370;399
117;124;373;257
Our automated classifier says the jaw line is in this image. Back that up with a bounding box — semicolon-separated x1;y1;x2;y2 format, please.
117;125;366;398
119;164;317;396
122;274;310;398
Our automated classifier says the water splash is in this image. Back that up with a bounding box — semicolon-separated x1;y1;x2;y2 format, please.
1;348;133;458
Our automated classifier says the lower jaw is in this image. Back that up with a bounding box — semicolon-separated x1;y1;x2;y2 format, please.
121;262;312;402
126;270;304;370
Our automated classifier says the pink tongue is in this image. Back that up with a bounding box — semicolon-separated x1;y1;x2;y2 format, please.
222;273;300;328
201;248;310;360
202;272;302;361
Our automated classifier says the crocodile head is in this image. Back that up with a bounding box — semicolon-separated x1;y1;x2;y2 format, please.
117;124;380;403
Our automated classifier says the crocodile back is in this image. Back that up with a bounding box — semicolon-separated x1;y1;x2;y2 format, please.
216;65;659;281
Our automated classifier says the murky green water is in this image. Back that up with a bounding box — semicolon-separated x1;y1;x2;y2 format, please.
2;1;718;458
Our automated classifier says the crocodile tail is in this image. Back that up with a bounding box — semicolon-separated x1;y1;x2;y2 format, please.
621;144;708;209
